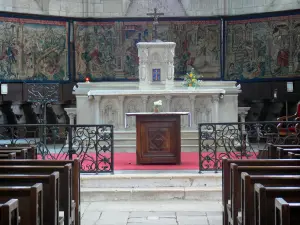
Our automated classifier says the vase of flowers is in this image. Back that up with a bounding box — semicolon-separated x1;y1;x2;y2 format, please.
153;100;162;113
183;68;202;89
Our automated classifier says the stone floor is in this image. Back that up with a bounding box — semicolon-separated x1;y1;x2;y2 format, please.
81;200;222;225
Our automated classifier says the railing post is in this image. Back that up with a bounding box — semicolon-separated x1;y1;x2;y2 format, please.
198;123;202;174
111;125;114;174
68;125;73;160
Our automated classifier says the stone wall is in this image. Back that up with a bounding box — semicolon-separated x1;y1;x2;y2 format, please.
0;0;299;17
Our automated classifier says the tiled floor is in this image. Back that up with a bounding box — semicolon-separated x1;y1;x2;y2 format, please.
81;200;222;225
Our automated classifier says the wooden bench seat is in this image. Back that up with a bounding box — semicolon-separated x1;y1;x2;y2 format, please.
229;164;300;225
0;146;37;159
0;184;43;225
0;150;27;159
0;165;73;225
0;199;20;225
222;159;300;225
0;172;60;225
288;152;300;159
277;147;300;159
0;153;16;159
240;173;300;225
0;159;80;225
254;184;300;225
275;198;300;225
267;144;300;159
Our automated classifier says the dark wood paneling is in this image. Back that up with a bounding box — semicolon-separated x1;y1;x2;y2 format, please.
2;84;24;102
240;83;272;101
62;83;75;102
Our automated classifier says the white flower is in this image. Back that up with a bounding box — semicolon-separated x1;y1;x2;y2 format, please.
154;100;162;106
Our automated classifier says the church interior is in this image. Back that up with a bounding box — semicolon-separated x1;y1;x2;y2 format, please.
0;0;300;225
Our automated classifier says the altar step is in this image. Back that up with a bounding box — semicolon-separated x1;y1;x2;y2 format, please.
114;130;199;152
80;172;222;201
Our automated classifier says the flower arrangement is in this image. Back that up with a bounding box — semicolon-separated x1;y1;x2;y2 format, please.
153;100;162;113
183;68;201;87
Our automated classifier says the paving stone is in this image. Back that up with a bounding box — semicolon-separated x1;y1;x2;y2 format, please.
128;217;177;224
97;211;129;225
176;211;206;216
130;211;176;218
177;215;209;225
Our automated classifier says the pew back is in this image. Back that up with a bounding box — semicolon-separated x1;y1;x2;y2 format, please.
0;165;72;225
0;173;59;225
267;144;300;158
241;173;300;225
0;199;19;225
277;147;300;159
0;184;43;225
0;159;80;225
275;198;300;225
254;185;300;225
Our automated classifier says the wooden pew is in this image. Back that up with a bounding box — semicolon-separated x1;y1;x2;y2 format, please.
267;144;300;159
240;173;300;225
0;150;28;159
0;199;20;225
229;164;300;225
0;165;73;225
0;146;37;159
275;198;300;225
277;147;300;159
288;152;300;159
0;159;80;225
0;184;43;225
254;184;300;225
0;153;16;159
0;172;61;225
222;159;300;225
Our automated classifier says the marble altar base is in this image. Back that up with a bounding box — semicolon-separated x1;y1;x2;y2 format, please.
73;81;240;131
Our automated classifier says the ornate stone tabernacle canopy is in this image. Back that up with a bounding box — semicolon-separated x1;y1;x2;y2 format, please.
137;41;176;90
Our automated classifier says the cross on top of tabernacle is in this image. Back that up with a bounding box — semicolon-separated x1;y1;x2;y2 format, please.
147;8;164;42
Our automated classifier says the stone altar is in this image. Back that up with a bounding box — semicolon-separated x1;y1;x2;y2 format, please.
73;40;241;132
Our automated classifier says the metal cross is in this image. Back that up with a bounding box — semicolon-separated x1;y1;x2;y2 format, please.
147;8;164;41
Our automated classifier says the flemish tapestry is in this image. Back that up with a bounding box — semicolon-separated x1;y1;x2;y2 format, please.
225;15;300;80
0;17;68;81
74;20;220;81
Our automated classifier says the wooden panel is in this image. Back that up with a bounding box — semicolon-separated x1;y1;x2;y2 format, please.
2;83;24;102
62;83;75;102
240;83;272;100
136;114;181;165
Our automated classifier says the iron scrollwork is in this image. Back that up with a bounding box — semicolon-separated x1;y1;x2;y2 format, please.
0;124;114;173
198;121;300;173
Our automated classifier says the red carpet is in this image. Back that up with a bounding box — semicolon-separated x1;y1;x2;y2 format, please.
39;151;257;171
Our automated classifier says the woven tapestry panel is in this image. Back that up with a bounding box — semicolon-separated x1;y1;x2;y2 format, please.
74;20;220;81
0;17;69;82
225;15;300;81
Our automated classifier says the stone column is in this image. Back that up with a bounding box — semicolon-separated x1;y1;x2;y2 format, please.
238;107;250;134
141;95;148;112
95;96;101;124
211;95;220;123
165;95;172;112
189;95;196;129
118;96;125;129
64;108;77;147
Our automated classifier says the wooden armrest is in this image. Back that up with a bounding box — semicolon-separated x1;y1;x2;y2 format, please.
277;114;297;121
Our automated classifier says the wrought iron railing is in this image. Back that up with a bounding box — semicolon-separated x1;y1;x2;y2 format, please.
198;121;300;172
0;124;114;174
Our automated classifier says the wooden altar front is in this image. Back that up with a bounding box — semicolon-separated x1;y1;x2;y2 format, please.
126;112;190;165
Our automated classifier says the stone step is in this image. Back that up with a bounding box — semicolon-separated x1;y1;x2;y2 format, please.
81;187;222;201
114;138;199;146
114;130;198;139
80;173;222;201
114;144;199;152
81;173;221;188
